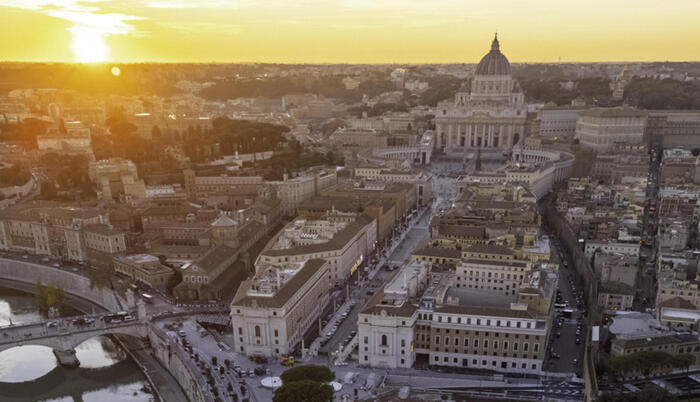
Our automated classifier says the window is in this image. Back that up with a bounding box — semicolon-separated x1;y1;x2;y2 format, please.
401;339;406;347
364;336;368;344
274;329;279;337
255;325;261;337
238;327;242;335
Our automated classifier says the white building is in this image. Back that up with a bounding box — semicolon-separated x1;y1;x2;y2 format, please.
230;259;330;357
575;107;647;152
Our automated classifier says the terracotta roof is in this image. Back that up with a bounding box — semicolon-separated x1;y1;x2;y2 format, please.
186;245;238;275
464;243;514;256
435;304;535;319
84;223;125;236
579;107;646;118
659;296;697;311
412;246;462;259
439;224;486;239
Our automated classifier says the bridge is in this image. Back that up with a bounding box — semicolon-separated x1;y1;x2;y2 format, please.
0;311;147;367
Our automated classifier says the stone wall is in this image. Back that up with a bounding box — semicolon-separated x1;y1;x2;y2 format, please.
0;258;121;311
148;325;209;402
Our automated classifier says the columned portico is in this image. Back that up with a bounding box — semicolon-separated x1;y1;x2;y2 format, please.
434;35;526;155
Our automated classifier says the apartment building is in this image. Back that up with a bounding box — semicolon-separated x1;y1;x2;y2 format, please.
230;259;330;357
575;107;647;152
260;168;338;217
257;213;376;285
113;253;174;288
88;158;146;202
0;202;126;266
183;169;262;209
358;259;555;374
353;167;434;205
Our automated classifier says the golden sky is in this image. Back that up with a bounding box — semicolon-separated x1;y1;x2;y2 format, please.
1;0;699;63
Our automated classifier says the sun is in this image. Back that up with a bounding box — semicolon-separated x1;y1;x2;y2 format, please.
71;27;110;63
111;66;121;76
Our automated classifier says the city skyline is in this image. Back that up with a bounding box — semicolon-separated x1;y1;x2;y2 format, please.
1;0;700;63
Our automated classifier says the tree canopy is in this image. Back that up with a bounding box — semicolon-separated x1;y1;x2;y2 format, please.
624;77;700;109
609;351;695;377
272;380;333;402
279;364;334;384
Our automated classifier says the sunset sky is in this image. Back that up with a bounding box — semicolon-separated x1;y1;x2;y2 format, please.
1;0;699;64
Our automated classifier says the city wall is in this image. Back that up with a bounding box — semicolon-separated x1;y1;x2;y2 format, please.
148;325;209;402
0;258;121;312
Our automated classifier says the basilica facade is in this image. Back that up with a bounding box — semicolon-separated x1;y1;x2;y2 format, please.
435;35;527;152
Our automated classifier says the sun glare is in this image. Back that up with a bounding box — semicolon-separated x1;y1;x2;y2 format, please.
111;66;121;76
71;27;110;63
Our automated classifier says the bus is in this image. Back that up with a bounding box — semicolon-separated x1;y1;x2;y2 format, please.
141;293;154;304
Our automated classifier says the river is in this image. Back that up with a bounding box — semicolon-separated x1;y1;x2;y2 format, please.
0;287;154;402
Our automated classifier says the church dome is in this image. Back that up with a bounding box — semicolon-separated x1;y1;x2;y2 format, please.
475;34;511;76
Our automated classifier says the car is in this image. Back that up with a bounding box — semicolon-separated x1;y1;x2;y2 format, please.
110;318;122;324
178;330;187;337
123;315;135;321
52;263;60;268
556;332;561;338
46;321;57;328
575;338;581;344
22;255;29;259
573;358;578;365
247;369;255;377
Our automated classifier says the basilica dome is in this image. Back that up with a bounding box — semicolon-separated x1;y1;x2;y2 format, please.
475;34;511;76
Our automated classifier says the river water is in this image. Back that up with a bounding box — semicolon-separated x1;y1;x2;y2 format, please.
0;287;153;402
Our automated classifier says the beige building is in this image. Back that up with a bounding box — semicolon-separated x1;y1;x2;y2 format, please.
329;128;388;148
183;170;262;209
575;107;647;152
88;158;146;202
353;167;434;206
113;254;174;288
260;168;338;217
230;259;330;357
36;124;94;159
0;202;126;266
257;213;376;285
358;259;556;374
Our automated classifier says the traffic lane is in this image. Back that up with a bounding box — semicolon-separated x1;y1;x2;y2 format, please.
549;320;584;373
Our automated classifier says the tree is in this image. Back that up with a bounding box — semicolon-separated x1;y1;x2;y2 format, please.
212;356;218;366
692;148;700;157
280;364;334;384
89;266;114;290
35;282;65;313
273;380;333;402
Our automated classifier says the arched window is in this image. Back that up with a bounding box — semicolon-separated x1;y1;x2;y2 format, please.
255;325;261;337
381;334;388;346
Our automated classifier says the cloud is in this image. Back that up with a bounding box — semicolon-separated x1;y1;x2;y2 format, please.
0;0;146;36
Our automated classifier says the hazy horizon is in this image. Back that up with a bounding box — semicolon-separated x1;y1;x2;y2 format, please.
1;0;700;64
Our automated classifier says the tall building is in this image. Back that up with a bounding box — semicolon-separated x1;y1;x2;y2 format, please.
230;259;330;357
574;107;647;152
435;35;527;153
358;259;556;373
